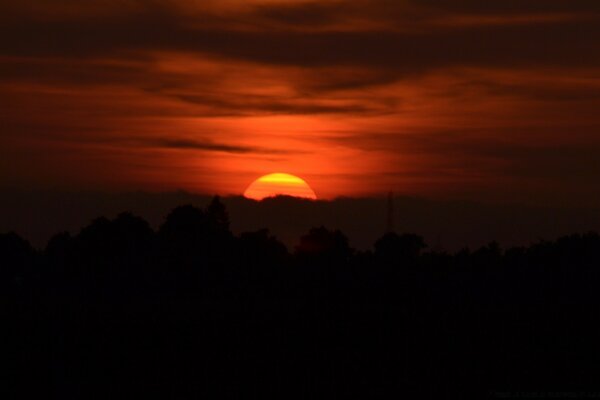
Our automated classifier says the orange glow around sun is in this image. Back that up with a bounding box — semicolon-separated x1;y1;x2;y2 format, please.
243;173;317;200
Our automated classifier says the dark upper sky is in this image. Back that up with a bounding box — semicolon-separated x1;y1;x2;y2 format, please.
2;0;600;206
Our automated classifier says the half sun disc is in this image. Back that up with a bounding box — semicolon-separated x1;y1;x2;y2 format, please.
243;173;317;200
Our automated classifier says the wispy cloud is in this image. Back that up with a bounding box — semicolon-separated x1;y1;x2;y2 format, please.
150;138;299;155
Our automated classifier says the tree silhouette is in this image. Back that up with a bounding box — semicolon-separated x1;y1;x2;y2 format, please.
2;200;600;398
206;195;230;232
0;232;34;284
374;232;426;264
238;229;288;267
295;226;353;263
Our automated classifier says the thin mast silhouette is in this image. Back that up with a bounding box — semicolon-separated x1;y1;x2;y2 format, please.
386;191;395;233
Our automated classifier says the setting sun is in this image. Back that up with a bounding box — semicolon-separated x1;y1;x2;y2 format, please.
243;173;317;200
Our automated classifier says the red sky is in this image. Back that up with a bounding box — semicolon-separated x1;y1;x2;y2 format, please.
2;0;600;205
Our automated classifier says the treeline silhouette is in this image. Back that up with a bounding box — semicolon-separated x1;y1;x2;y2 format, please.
3;197;600;398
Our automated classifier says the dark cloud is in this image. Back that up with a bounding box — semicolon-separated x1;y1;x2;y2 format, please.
0;57;149;86
319;126;600;195
150;138;297;155
251;1;343;27
185;23;600;70
172;93;380;116
473;82;600;102
1;0;599;106
1;1;599;73
415;0;600;14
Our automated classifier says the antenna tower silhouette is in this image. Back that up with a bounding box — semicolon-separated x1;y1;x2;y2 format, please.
386;191;395;233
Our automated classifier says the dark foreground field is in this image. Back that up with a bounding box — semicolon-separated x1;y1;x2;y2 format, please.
4;198;600;398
